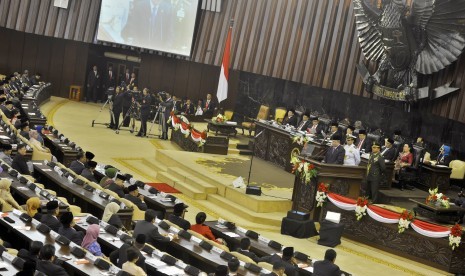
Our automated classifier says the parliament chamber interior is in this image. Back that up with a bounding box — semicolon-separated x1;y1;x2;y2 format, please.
1;0;465;275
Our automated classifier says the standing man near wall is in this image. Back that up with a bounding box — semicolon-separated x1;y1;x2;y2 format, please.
86;65;100;103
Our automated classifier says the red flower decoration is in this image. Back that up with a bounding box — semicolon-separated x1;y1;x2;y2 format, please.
356;197;368;207
318;183;328;193
451;224;463;237
400;210;414;220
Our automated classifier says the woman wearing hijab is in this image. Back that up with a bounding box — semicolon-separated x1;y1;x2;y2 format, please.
102;202;124;230
26;197;42;220
437;145;452;166
0;178;22;212
35;126;45;144
81;224;104;256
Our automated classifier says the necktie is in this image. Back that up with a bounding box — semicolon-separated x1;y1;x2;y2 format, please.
358;139;363;150
109;71;112;78
298;121;305;130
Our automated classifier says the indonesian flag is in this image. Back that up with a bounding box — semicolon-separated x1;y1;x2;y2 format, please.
216;23;233;103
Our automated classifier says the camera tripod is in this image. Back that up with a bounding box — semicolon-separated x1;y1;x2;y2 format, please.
147;105;164;138
91;96;115;128
115;100;139;134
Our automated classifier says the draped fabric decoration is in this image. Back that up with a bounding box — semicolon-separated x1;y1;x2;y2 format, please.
326;193;457;242
168;113;207;146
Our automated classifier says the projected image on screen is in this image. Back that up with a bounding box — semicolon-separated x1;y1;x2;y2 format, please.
97;0;199;56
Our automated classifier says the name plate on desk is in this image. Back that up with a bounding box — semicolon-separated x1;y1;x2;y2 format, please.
86;252;97;262
191;236;202;244
236;226;247;234
258;236;270;244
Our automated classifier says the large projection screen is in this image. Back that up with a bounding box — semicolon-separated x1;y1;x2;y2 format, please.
97;0;199;56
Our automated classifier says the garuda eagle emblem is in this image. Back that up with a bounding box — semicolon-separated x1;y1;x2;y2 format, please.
354;0;465;102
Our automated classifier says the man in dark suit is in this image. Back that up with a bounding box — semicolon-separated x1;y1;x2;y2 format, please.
182;99;195;115
366;142;386;203
159;92;174;140
323;135;345;165
20;122;30;139
58;212;84;245
0;100;15;119
40;201;62;233
296;112;311;132
236;238;260;263
103;66;116;102
356;129;372;153
168;203;190;230
128;73;137;90
36;244;68;276
107;174;126;198
327;122;341;140
203;93;216;117
381;138;397;162
308;117;325;136
172;95;182;114
121;69;131;86
313;249;341;276
260;247;298;276
133;209;172;249
228;258;240;276
80;161;98;183
69;152;86;175
125;184;147;210
260;262;285;276
17;241;43;267
12;144;31;175
136;88;152;137
282;109;298;127
109;87;128;129
86;65;100;103
110;234;147;271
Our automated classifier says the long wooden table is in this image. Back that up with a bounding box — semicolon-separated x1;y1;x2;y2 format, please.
43;134;79;167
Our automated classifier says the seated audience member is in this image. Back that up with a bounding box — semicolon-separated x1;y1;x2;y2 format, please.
36;244;68;276
296;112;311;132
414;137;425;148
323;135;345;165
168;203;190;230
354;120;363;131
281;109;298;127
40;200;61;232
172;95;182;113
12;144;31;175
327;122;340;139
203;93;216;117
0;144;13;165
190;212;222;243
102;202;124;230
125;184;147;210
111;234;146;270
81;160;98;183
18;241;43;267
133;209;172;248
182;99;195;115
69;151;86;175
195;100;204;116
228;258;240;276
34;125;45;144
29;130;50;153
236;238;260;263
107;174;126;198
343;135;360;166
20;122;30;139
58;211;84;245
122;248;147;276
381;138;397;162
313;249;342;276
356;130;371;153
25;197;42;221
99;167;117;188
436;144;452;166
212;265;228;276
395;143;414;191
0;178;22;212
309;117;324;135
261;247;298;276
1;100;14;119
85;151;95;164
261;262;286;276
15;260;36;276
393;130;404;144
82;224;104;257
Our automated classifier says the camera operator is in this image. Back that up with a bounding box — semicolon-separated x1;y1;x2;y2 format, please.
136;88;152;137
109;86;127;129
158;92;173;140
122;85;137;127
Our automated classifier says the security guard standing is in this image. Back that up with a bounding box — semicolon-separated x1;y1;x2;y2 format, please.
136;88;152;137
366;142;385;203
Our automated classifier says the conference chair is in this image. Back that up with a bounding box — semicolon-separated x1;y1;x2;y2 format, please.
187;229;209;242
205;238;229;252
241;105;270;136
274;107;287;123
230;251;256;264
258;262;273;272
118;197;145;221
449;160;465;189
398;146;424;188
224;109;234;121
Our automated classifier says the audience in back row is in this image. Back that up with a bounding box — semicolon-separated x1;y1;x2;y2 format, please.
102;202;124;230
36;244;68;276
25;197;42;221
81;224;105;257
168;203;190;230
40;200;61;232
0;178;22;212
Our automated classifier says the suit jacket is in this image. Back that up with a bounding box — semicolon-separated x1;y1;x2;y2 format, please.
182;103;195;115
356;138;372;153
236;249;260;263
116;243;146;271
104;70;116;89
296;120;311;132
203;100;216;114
160;98;174;121
69;160;86;175
324;145;345;165
17;249;39;266
107;182;126;198
108;214;124;229
12;154;31;175
81;168;97;183
168;214;191;230
36;260;69;276
313;260;341;276
58;226;84;245
133;220;170;247
381;147;397;162
282;115;298;127
308;123;325;136
87;70;100;88
124;193;147;210
40;214;62;233
261;254;298;276
0;151;13;166
367;152;386;182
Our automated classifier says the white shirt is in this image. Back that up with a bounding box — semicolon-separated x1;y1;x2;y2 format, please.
195;105;203;116
344;144;360;166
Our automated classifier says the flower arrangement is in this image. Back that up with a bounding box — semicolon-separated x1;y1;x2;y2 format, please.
169;113;207;146
291;159;317;184
449;223;463;250
292;135;309;146
355;197;368;221
213;114;225;123
398;210;414;233
315;183;329;207
426;187;450;208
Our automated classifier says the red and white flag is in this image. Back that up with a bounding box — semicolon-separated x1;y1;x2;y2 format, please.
216;22;233;103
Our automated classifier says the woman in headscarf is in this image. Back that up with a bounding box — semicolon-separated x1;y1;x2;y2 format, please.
25;197;42;221
34;126;45;144
437;145;452;166
81;224;104;256
0;178;22;212
102;202;124;230
29;130;50;153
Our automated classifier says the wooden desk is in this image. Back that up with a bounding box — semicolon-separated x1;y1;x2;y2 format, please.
19;101;47;127
205;119;238;137
43;134;79;167
419;163;452;192
410;199;464;224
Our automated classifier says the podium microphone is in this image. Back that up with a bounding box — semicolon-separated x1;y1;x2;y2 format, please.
246;129;265;196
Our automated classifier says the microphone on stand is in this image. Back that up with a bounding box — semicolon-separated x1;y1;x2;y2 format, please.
246;129;265;196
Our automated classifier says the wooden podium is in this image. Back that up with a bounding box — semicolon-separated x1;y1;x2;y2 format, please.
292;157;366;219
